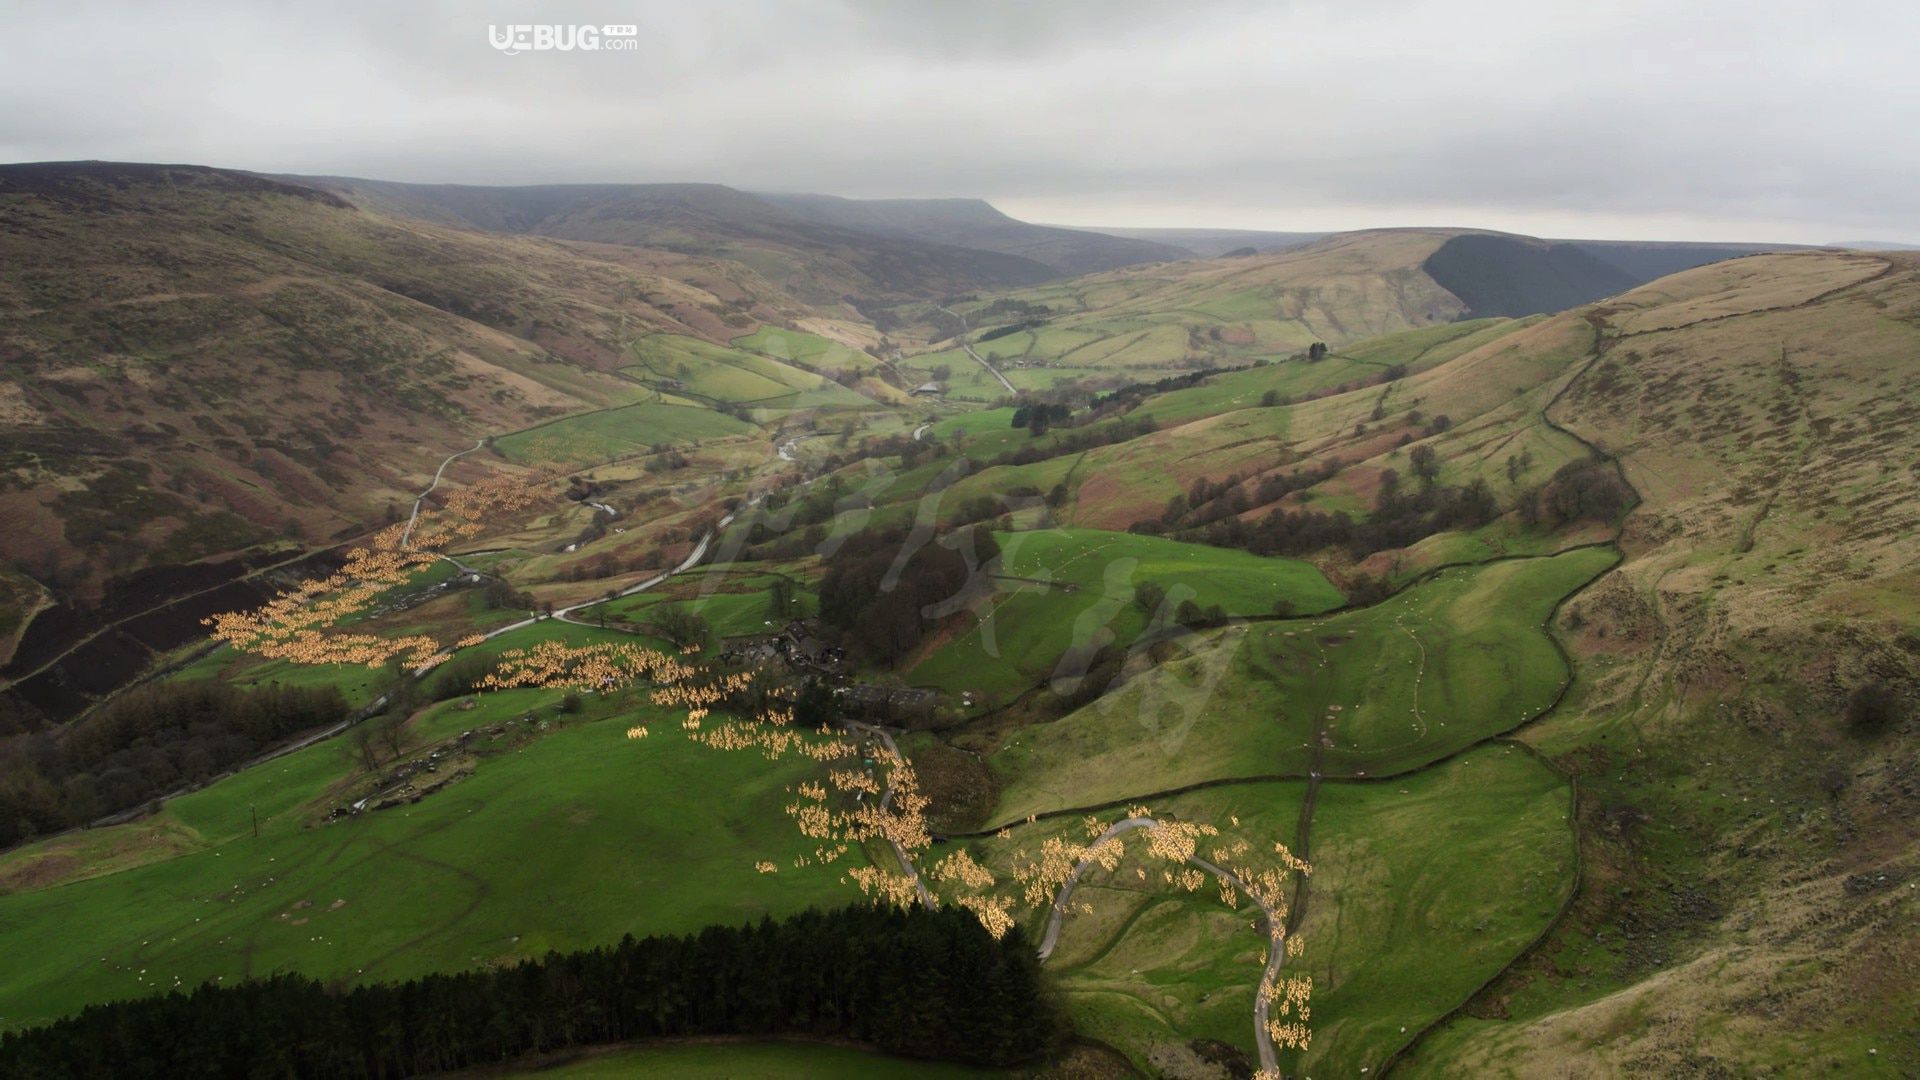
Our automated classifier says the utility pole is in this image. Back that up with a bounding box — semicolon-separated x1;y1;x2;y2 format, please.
250;804;258;839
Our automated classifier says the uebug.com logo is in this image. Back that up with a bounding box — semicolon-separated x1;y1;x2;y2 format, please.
488;24;639;55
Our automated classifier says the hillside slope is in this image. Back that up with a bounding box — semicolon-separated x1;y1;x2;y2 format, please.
895;228;1477;400
1402;250;1920;1075
0;200;1913;1075
849;249;1919;1073
1421;232;1641;316
288;177;1060;303
0;163;810;577
1048;247;1919;1073
0;162;878;713
1564;238;1804;283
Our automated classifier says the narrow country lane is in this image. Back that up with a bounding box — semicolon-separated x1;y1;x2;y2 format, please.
400;439;488;547
1037;817;1291;1077
935;305;1017;394
843;720;938;910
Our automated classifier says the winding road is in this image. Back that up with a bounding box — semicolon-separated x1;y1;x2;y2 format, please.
399;439;487;547
844;720;938;910
1036;816;1290;1077
936;305;1017;394
487;527;714;641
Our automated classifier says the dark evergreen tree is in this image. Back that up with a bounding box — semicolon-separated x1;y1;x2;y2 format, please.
0;906;1062;1078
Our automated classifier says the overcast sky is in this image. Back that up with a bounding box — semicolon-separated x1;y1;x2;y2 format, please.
3;0;1916;243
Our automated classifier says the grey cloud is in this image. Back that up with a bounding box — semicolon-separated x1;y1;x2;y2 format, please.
0;0;1914;242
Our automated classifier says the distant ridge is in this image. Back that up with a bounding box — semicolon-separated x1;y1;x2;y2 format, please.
276;174;1062;300
759;193;1186;276
1557;237;1802;283
0;160;352;209
1422;233;1639;317
1056;224;1327;258
1422;232;1797;317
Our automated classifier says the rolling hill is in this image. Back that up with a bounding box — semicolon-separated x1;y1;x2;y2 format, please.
1072;251;1916;1074
741;247;1920;1073
0;161;865;542
286;176;1066;303
1;162;1912;1078
1562;237;1806;281
896;228;1485;400
0;161;891;717
892;227;1808;402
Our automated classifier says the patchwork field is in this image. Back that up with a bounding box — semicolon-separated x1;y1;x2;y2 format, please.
986;546;1616;823
492;402;760;465
903;230;1470;385
904;528;1344;703
1129;317;1528;428
575;567;819;640
733;325;880;371
626;333;863;408
7;161;1915;1080
938;749;1574;1075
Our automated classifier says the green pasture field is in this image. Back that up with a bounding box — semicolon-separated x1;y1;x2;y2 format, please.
904;528;1344;703
929;408;1018;440
627;334;825;403
1286;748;1576;1076
574;568;818;640
493;403;758;465
732;327;875;371
985;546;1615;823
942;748;1573;1074
0;698;863;1031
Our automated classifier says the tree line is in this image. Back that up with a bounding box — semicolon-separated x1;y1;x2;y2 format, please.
1135;447;1629;578
0;905;1061;1078
0;680;347;847
818;523;1001;666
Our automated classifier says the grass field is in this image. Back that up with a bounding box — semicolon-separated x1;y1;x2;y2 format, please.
573;568;817;640
903;528;1344;703
1124;317;1526;429
493;402;758;465
492;1041;999;1078
940;748;1574;1074
954;780;1307;1070
0;697;862;1030
1286;748;1576;1076
986;546;1615;823
733;326;875;371
0;667;537;895
627;334;835;404
173;644;395;708
929;407;1017;440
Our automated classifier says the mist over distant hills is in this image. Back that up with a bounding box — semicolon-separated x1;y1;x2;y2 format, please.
277;169;1797;314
